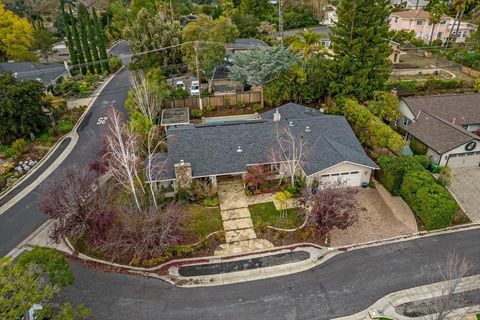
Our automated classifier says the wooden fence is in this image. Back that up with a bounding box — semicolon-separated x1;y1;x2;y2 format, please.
165;91;262;109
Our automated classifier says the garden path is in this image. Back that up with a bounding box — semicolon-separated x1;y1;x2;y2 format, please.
214;179;274;256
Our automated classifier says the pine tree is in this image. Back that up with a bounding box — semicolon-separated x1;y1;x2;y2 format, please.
92;8;110;73
326;0;392;101
59;0;78;71
86;10;102;74
78;5;95;74
69;4;87;75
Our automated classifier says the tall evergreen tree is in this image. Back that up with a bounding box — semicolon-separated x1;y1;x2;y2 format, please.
92;8;110;73
86;10;102;74
326;0;392;101
78;5;95;74
69;4;87;75
59;1;78;69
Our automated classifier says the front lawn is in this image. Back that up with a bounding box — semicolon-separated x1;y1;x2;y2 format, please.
249;202;304;229
181;204;223;241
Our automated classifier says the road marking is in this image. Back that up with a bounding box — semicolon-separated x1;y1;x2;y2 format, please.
97;117;108;125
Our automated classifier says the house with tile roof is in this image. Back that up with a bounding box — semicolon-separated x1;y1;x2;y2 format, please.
389;10;477;44
398;94;480;168
148;103;378;192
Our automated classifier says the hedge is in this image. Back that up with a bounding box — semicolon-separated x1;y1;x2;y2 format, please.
378;155;427;195
386;79;467;93
409;137;428;155
379;155;458;230
344;99;407;156
401;170;458;230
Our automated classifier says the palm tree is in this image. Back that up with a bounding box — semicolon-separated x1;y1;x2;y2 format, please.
428;3;447;45
286;29;325;58
445;0;475;47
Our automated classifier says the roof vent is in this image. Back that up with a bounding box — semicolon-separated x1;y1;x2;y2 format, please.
305;126;311;133
237;146;242;153
288;121;294;127
273;109;281;122
180;159;185;165
319;108;325;113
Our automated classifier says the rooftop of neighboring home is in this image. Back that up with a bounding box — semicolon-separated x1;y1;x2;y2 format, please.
404;111;479;154
151;103;378;181
0;61;68;87
403;93;480;126
390;0;430;8
226;38;270;51
390;9;449;20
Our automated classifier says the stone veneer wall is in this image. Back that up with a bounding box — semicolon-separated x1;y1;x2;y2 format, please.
174;162;192;189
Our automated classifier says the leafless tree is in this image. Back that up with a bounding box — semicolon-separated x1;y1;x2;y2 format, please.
300;180;358;238
129;72;162;124
271;124;308;186
104;108;145;211
144;126;168;208
429;251;473;320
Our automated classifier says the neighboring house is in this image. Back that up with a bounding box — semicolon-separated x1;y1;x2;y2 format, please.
390;0;429;10
389;10;477;43
0;61;68;88
320;5;338;26
149;103;378;191
225;38;270;56
398;94;480;168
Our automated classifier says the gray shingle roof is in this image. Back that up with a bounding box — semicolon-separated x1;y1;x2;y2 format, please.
0;61;67;87
153;104;377;181
404;111;480;154
403;94;480;126
226;38;270;50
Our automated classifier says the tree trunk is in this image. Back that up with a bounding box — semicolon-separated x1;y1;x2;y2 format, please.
430;23;436;44
445;10;461;48
454;9;465;43
261;84;264;109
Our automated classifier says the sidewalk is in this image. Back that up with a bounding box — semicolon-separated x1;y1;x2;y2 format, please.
334;275;480;320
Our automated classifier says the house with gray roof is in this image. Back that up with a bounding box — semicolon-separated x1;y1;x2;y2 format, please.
149;103;378;191
398;93;480;168
0;61;68;88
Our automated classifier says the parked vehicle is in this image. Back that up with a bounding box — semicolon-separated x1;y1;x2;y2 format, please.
190;80;200;96
175;80;186;90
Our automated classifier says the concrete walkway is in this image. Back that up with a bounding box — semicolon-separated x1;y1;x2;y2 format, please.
334;274;480;320
215;179;274;255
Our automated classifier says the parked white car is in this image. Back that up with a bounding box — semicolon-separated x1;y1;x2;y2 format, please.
190;80;200;96
175;80;186;90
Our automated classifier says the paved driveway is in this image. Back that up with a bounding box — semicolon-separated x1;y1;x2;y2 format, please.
449;168;480;222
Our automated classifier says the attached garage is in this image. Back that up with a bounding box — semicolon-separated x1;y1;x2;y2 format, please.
447;151;480;168
319;171;361;187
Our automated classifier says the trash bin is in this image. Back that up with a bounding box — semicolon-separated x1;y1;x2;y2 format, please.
430;163;440;173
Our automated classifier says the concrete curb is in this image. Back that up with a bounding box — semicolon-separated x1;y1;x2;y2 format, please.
333;275;480;320
0;67;124;209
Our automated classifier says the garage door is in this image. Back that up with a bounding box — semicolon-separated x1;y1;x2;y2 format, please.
319;171;361;187
447;152;480;168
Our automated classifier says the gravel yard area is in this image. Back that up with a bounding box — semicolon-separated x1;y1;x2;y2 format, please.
330;188;414;247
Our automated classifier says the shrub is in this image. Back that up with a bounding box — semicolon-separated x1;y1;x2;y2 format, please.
202;196;219;207
175;189;190;202
378;155;425;195
236;100;246;109
400;170;458;230
57;120;74;134
410;137;428;155
11;138;28;158
190;109;203;119
436;166;452;187
206;104;216;112
109;56;123;73
252;103;263;112
474;77;480;92
191;179;216;200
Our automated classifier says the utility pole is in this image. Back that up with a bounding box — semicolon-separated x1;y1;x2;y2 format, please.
279;0;284;48
415;0;420;10
194;41;203;111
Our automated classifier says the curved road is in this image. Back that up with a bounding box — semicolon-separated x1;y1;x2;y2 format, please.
0;41;132;256
61;228;480;320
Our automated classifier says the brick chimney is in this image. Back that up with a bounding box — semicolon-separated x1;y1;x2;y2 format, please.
174;160;192;190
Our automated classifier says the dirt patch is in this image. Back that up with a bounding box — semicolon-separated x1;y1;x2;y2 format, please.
329;188;413;247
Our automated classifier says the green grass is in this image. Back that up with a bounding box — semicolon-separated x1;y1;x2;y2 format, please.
476;314;480;320
249;202;303;229
184;204;223;239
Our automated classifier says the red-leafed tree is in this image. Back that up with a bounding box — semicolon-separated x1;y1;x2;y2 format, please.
301;181;359;237
243;164;270;193
97;203;181;261
39;165;115;244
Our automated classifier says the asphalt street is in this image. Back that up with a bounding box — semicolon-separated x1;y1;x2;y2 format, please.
0;42;131;256
61;229;480;320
